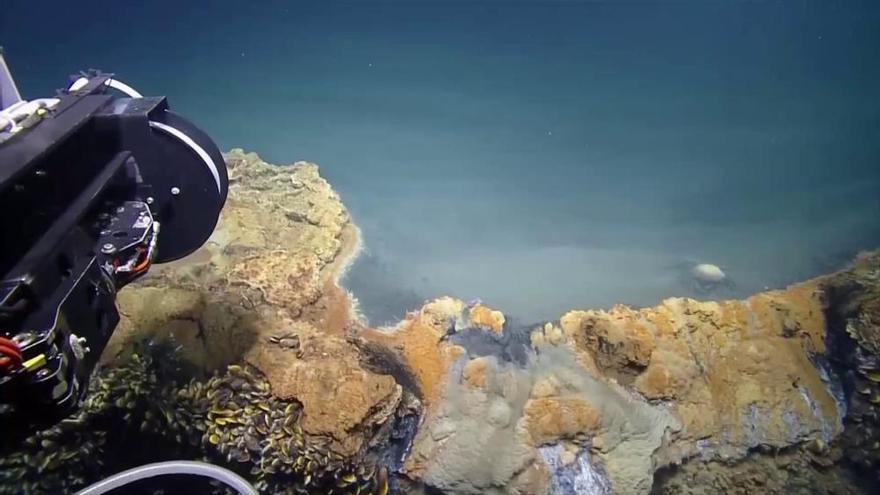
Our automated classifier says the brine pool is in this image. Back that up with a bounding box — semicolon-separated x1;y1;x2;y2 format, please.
4;0;879;324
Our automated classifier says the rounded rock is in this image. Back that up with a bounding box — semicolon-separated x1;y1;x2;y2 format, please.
692;263;726;284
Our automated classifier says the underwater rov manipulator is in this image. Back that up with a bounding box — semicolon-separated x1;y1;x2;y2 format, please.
0;54;257;494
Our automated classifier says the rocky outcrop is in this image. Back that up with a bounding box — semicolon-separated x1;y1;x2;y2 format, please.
365;255;880;494
103;150;404;459
4;150;878;495
550;283;841;464
99;150;880;494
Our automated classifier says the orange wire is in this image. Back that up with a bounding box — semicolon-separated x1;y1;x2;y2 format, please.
129;246;151;273
132;256;151;273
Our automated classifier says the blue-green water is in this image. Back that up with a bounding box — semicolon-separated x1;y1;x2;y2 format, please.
3;0;879;324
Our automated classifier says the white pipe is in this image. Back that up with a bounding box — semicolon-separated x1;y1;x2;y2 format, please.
74;460;257;495
2;100;28;114
68;77;90;92
106;78;144;98
68;77;144;98
0;113;15;132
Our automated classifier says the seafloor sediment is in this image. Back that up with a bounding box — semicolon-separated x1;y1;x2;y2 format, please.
1;150;878;494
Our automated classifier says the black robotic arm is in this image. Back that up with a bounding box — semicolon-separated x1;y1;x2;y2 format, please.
0;58;227;427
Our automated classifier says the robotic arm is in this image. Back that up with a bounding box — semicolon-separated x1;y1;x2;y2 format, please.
0;52;228;427
0;52;260;495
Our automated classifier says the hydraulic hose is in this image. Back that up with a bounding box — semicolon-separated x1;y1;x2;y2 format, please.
73;460;258;495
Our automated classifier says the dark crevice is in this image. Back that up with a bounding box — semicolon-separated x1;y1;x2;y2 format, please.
354;339;424;402
819;278;880;489
446;323;534;367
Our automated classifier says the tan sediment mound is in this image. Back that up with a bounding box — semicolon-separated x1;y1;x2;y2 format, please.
550;280;839;462
104;149;394;456
461;356;492;390
360;300;679;494
468;304;506;333
243;316;401;455
523;397;602;445
360;297;468;411
395;342;679;494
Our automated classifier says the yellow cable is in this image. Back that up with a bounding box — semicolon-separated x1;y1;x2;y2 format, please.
23;353;47;371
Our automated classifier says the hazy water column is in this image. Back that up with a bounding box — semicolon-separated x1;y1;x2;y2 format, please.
3;0;879;324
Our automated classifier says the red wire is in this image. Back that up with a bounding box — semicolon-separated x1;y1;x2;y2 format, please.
0;344;21;360
0;337;23;373
0;336;22;371
0;352;20;372
0;353;21;367
0;336;20;351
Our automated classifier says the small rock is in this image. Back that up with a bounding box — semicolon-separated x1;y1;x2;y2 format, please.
692;263;726;284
